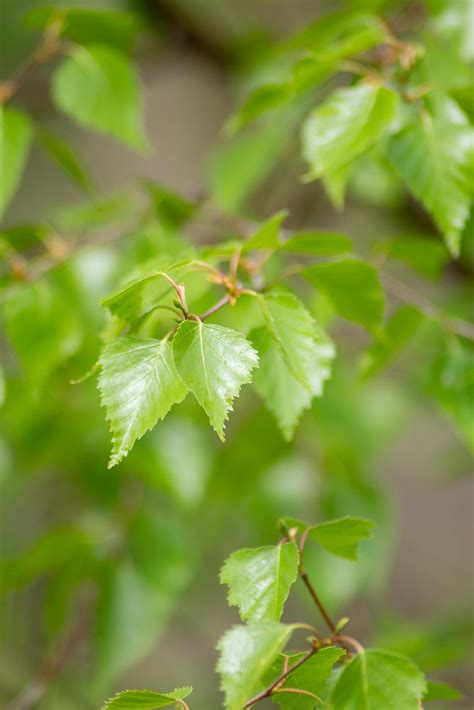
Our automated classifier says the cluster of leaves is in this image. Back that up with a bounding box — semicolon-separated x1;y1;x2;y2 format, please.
103;516;461;708
0;1;473;708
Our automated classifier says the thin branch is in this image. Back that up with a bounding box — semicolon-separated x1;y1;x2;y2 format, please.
243;647;317;708
0;19;63;104
299;571;337;634
198;294;231;321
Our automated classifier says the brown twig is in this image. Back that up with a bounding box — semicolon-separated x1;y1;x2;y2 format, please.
199;294;231;321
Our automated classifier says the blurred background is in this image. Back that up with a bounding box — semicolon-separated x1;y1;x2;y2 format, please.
1;0;473;708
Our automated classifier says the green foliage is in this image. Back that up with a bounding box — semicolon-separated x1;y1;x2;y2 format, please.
1;3;473;708
331;649;427;710
220;541;299;621
102;687;193;709
52;44;147;150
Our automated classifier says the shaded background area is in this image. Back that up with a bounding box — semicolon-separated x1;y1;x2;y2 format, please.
1;1;473;708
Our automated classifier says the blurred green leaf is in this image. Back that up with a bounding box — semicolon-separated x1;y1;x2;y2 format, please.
302;85;398;204
304;258;385;331
281;230;352;256
26;6;142;53
359;305;424;378
52;44;148;151
0;106;33;217
217;622;293;710
424;679;462;702
242;210;287;252
310;516;375;561
37;128;93;195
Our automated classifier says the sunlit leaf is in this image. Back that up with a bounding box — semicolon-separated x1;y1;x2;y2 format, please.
173;321;258;440
0;106;33;216
220;542;299;622
217;622;293;710
98;336;187;467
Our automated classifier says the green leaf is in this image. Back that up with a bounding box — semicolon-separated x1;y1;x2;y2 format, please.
208;123;288;212
383;236;448;280
0;106;33;217
227;84;291;135
26;7;141;52
143;181;197;230
51;44;147;150
102;687;193;709
37;129;93;194
424;679;462;702
302;85;398;182
331;649;426;710
100;263;191;322
427;337;474;452
303;258;385;331
220;542;299;622
258;291;335;393
4;279;82;386
173;321;258;441
264;647;345;709
359;305;424;378
311;516;375;560
281;231;352;256
251;324;333;440
387;112;473;256
217;622;293;710
242;210;288;253
52;192;133;232
98;337;188;467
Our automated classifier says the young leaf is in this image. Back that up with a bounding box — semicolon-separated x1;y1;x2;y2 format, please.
37;129;93;194
303;258;385;331
331;649;426;710
311;516;375;560
281;230;352;256
102;687;193;709
98;337;188;467
258;291;335;393
217;622;293;710
302;85;398;183
0;106;33;216
251;325;333;440
51;44;147;150
173;321;258;441
387;112;473;256
263;647;345;709
220;542;299;622
242;210;288;252
101;263;191;322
